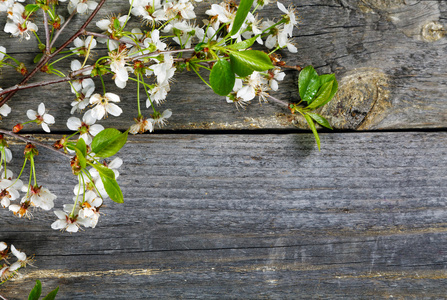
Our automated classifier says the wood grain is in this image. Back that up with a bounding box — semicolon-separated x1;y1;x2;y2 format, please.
0;0;446;131
0;132;447;298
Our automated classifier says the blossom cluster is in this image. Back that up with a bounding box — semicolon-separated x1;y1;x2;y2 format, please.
0;242;33;283
0;0;302;233
1;0;299;135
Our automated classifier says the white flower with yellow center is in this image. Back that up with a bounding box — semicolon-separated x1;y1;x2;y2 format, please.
89;93;123;120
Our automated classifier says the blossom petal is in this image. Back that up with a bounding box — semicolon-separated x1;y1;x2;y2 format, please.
26;109;37;120
71;59;81;71
51;219;67;230
67;117;82;130
11;245;26;261
43;113;55;124
54;210;66;219
106;103;122;116
41;123;51;133
66;223;79;232
0;104;11;117
77;2;88;14
89;124;104;136
105;93;120;102
277;2;287;13
37;103;45;115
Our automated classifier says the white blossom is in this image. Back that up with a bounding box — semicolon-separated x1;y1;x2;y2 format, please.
129;117;154;134
90;93;123;120
0;242;6;251
0;178;22;208
277;2;298;37
26;103;55;133
70;60;94;92
51;210;90;233
70;36;97;56
149;109;172;128
23;185;57;211
268;68;286;91
66;111;104;145
68;0;98;14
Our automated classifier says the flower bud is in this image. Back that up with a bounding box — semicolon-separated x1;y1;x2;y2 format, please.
70;156;82;175
12;123;23;133
0;135;8;148
53;136;67;150
40;64;50;73
16;63;27;76
24;143;38;158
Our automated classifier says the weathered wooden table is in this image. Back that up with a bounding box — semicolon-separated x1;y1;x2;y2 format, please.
2;0;447;298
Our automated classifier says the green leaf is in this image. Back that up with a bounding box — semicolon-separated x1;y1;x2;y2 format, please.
304;114;321;151
28;280;42;300
318;74;338;107
92;164;123;203
319;74;335;85
42;286;59;300
229;54;253;77
91;128;128;158
230;0;254;36
298;65;320;104
25;4;40;15
306;80;334;110
34;53;43;64
209;59;236;96
75;148;87;169
306;112;333;130
227;36;257;50
92;163;115;179
194;42;206;52
76;138;87;158
229;50;273;74
113;17;121;30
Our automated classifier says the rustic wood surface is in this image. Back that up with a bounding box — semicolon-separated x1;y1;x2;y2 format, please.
1;132;447;299
0;0;447;131
0;0;446;299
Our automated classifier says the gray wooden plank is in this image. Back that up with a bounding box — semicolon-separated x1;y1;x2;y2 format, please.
1;1;447;131
0;131;446;298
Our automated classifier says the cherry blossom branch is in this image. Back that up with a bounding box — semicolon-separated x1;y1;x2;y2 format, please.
0;129;72;159
130;48;195;61
281;64;302;71
42;10;51;54
70;65;94;77
52;0;107;57
83;30;142;47
0;0;108;107
49;9;77;49
0;75;92;96
0;47;196;96
266;93;289;107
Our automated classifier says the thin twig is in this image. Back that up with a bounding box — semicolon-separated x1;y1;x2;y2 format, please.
0;75;92;96
70;65;94;77
52;0;107;58
282;64;302;71
266;93;289;107
0;294;9;300
49;9;77;49
0;129;72;159
42;10;51;54
130;48;195;61
84;30;142;47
